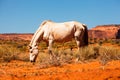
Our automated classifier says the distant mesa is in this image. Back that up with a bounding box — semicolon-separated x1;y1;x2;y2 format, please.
88;24;120;39
0;33;33;41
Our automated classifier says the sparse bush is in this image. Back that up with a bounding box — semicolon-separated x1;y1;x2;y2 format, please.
98;41;103;46
1;39;120;67
37;45;101;67
118;42;120;46
74;46;100;61
0;40;29;62
0;44;20;62
99;46;120;65
36;43;120;67
37;49;73;67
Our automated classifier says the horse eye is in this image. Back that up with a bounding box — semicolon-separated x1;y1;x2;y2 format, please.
29;46;32;49
30;51;33;53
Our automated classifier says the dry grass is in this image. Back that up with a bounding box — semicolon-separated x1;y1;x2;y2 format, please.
37;45;120;67
99;46;120;65
0;40;29;62
0;44;20;62
0;39;120;67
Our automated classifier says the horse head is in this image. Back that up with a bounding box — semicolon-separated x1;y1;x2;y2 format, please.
29;45;39;62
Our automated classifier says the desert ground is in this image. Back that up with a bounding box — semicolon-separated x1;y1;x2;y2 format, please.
0;60;120;80
0;39;120;80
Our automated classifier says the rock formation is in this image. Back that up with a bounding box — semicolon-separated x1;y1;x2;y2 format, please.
88;24;120;39
0;33;33;41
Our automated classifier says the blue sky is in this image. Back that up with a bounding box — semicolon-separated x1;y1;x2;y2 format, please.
0;0;120;33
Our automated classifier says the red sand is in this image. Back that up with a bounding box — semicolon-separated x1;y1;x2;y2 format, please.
0;60;120;80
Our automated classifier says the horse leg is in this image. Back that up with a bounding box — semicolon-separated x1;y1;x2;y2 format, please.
48;39;54;59
75;36;81;51
48;39;53;53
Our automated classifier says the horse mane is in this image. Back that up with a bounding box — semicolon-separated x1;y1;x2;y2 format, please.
29;20;52;47
40;20;52;26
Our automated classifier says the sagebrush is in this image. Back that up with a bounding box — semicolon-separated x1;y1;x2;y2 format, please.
0;40;120;66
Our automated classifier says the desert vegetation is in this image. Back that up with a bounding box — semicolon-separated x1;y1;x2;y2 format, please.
0;40;29;62
0;38;120;80
0;39;120;66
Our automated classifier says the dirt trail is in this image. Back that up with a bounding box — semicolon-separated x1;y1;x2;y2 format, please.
0;60;120;80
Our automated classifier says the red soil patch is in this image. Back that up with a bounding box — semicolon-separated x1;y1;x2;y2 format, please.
0;60;120;80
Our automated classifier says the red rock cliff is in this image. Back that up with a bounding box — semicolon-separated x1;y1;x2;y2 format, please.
88;24;120;39
0;33;33;41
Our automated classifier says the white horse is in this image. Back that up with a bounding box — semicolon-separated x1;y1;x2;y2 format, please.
29;20;88;62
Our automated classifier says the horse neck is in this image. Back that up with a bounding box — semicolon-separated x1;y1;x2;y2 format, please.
30;27;43;47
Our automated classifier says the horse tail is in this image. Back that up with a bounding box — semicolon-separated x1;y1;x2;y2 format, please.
83;24;88;46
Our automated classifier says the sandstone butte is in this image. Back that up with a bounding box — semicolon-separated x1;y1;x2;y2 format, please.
0;33;33;41
88;24;120;39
